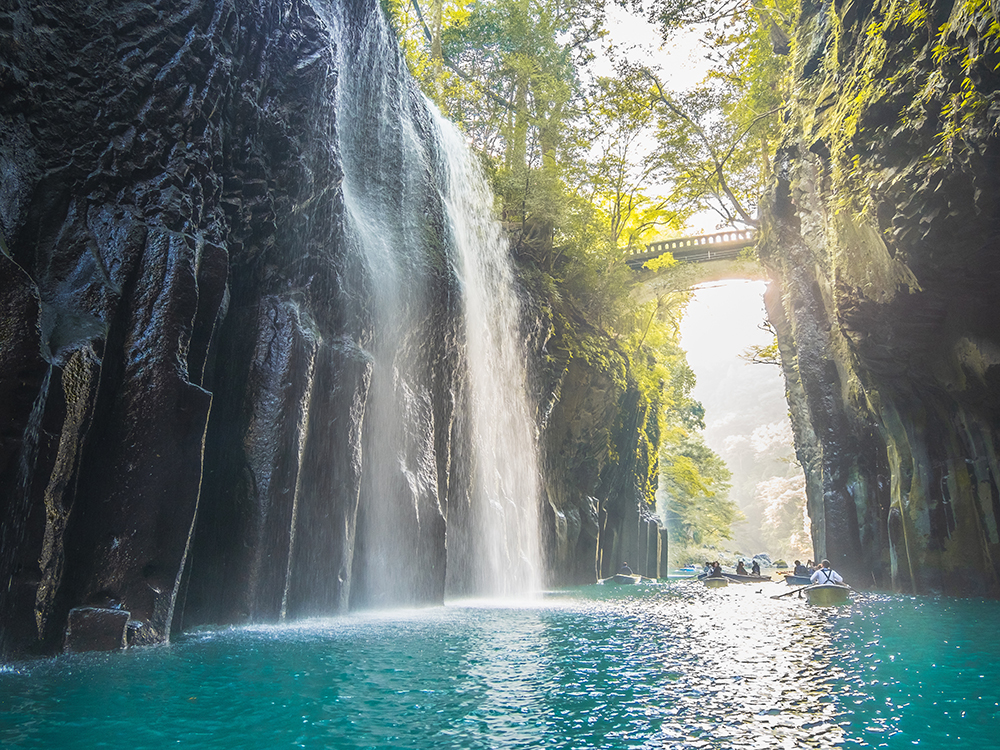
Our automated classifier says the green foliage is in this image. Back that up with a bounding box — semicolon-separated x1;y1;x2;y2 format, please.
638;0;797;228
660;433;740;546
739;320;781;365
630;0;750;34
812;0;1000;220
388;0;753;545
643;252;677;272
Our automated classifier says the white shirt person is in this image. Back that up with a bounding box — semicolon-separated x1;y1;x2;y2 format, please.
810;559;844;585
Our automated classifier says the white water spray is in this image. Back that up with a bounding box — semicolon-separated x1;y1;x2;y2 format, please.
325;3;541;602
433;116;543;597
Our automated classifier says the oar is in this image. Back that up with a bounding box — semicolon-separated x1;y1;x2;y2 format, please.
771;584;812;599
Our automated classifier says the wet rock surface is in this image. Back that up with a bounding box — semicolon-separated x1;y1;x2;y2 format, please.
0;0;464;656
523;268;667;585
760;1;1000;595
63;606;130;652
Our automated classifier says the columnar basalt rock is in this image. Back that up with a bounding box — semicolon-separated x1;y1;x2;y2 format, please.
760;0;1000;595
0;0;470;656
526;296;667;585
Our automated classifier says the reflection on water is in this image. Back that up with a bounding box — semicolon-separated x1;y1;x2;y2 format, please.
2;583;999;749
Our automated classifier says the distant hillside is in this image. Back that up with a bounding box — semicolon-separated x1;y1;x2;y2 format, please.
681;281;810;562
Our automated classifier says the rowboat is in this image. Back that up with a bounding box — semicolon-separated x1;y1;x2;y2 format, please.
702;576;728;588
666;569;699;580
784;574;812;586
607;573;641;585
666;572;699;580
805;583;851;605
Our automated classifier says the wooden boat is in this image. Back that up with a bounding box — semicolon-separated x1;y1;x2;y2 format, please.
784;574;812;586
702;576;729;588
666;571;698;580
667;568;699;580
608;573;641;585
804;583;851;605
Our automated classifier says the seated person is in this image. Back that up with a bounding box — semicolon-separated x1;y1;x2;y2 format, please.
619;562;633;576
751;560;761;576
809;559;844;585
793;560;810;577
735;561;748;575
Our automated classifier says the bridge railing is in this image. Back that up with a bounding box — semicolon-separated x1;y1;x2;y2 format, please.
627;228;757;266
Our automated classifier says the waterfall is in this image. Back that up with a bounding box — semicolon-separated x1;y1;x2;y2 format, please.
433;118;542;597
322;2;541;604
0;0;546;656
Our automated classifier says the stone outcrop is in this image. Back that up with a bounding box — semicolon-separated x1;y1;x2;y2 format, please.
760;0;1000;595
521;259;667;585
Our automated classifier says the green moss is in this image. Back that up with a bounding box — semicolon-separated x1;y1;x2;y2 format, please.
804;0;998;223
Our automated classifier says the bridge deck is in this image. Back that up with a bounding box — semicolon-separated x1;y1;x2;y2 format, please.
627;228;757;268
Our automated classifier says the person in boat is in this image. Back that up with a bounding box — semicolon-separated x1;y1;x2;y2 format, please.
751;560;761;576
809;559;844;585
793;560;810;577
703;561;713;577
711;561;723;577
735;560;748;576
619;562;633;576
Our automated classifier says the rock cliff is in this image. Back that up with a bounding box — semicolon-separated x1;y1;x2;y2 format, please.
518;251;668;585
0;0;542;656
760;0;1000;595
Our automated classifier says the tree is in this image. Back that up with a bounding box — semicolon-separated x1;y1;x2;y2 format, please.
604;0;797;229
659;433;739;547
388;0;761;555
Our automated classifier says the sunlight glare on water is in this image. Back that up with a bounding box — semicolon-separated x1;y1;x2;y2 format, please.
2;582;1000;749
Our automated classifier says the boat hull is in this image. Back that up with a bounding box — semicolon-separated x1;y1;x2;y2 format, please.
609;574;641;585
703;576;729;588
723;573;771;584
805;583;851;605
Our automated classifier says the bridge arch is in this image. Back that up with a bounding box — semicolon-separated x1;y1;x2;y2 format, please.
628;228;766;302
626;228;758;269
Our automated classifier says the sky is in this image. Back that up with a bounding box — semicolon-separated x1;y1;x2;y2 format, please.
595;5;708;91
680;279;774;401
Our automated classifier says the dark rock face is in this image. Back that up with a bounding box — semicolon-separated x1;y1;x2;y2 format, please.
64;606;130;652
526;298;667;585
0;0;486;656
760;2;1000;595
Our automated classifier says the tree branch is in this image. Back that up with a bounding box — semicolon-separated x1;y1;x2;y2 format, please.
409;0;518;113
643;67;764;227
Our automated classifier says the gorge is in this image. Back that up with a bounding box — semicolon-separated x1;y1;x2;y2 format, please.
3;0;1000;661
0;0;667;658
0;0;554;656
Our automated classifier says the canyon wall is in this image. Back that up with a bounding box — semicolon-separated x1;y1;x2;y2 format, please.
760;0;1000;595
0;0;661;659
0;0;548;657
518;243;668;586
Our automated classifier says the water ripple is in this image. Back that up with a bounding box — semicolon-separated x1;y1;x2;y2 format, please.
2;583;1000;748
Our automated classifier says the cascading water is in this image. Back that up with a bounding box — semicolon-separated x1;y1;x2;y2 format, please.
433;118;542;597
322;2;541;604
0;0;545;655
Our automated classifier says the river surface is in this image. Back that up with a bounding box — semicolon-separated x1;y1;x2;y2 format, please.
2;581;998;749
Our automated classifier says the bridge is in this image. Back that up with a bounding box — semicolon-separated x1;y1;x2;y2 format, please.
626;228;757;269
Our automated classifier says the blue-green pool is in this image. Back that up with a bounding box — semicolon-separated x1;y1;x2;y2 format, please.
2;582;998;748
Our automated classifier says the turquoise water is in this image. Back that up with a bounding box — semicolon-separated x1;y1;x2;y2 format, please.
2;582;999;749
